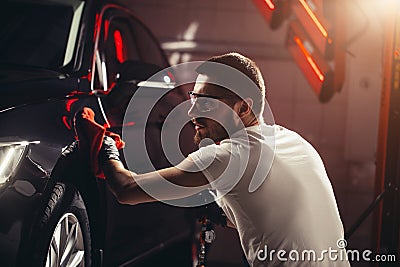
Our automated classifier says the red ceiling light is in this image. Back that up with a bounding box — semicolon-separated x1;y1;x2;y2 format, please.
294;36;325;82
292;0;333;59
299;0;327;37
264;0;275;10
252;0;291;30
286;20;335;102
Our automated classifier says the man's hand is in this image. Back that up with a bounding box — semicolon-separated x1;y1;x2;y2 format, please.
98;136;121;164
98;136;147;204
61;140;80;157
51;140;95;188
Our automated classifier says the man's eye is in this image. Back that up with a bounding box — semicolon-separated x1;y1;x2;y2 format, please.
197;98;210;106
205;99;220;108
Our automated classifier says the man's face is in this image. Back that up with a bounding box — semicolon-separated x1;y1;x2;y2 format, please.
188;74;239;146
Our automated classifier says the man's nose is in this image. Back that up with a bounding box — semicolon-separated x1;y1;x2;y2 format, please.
187;101;199;117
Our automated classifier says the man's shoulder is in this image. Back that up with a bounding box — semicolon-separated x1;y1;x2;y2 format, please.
189;142;230;162
272;124;305;140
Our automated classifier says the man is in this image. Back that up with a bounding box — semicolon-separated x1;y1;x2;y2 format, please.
99;53;349;266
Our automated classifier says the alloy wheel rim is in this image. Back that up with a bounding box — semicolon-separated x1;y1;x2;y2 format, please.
45;212;85;267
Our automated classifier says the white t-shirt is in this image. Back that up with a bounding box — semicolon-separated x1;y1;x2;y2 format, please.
188;124;350;266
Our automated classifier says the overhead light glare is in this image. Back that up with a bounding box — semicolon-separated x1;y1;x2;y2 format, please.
299;0;328;37
264;0;275;10
294;37;325;81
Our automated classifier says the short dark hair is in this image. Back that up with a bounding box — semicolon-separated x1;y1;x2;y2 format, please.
195;52;266;117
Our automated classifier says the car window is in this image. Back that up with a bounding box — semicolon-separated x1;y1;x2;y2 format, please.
128;17;168;68
92;7;168;91
0;0;84;70
102;17;139;88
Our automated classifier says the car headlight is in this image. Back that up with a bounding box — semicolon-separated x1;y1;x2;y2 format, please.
0;141;39;186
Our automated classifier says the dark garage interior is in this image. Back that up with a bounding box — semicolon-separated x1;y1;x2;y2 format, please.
110;1;400;266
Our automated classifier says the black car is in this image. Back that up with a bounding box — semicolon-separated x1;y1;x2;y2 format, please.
0;0;199;266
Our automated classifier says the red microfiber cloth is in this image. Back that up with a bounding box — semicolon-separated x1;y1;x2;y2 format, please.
74;107;125;178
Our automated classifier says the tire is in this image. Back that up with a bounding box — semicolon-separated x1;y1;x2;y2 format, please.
34;182;92;267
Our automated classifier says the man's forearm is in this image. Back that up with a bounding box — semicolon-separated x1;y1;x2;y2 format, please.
97;130;208;204
98;137;211;205
102;159;155;205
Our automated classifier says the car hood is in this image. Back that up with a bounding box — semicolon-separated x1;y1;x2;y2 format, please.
0;65;86;112
0;65;67;83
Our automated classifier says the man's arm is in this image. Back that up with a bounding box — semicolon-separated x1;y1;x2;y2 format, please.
101;158;210;205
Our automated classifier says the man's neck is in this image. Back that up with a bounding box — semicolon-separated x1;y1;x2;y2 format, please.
243;116;261;128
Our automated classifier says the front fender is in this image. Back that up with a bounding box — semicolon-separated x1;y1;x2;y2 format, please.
49;141;106;264
0;152;49;266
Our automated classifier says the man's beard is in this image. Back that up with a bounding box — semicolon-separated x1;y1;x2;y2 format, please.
193;131;202;146
193;119;229;147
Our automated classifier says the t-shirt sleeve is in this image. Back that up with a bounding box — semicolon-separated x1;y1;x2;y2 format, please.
187;144;220;183
186;142;245;193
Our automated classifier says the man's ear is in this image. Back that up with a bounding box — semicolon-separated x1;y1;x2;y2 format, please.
239;98;253;117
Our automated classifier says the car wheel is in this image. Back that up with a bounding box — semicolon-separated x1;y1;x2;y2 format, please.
35;182;92;267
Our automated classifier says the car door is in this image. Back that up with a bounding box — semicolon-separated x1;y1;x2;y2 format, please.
90;5;193;266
